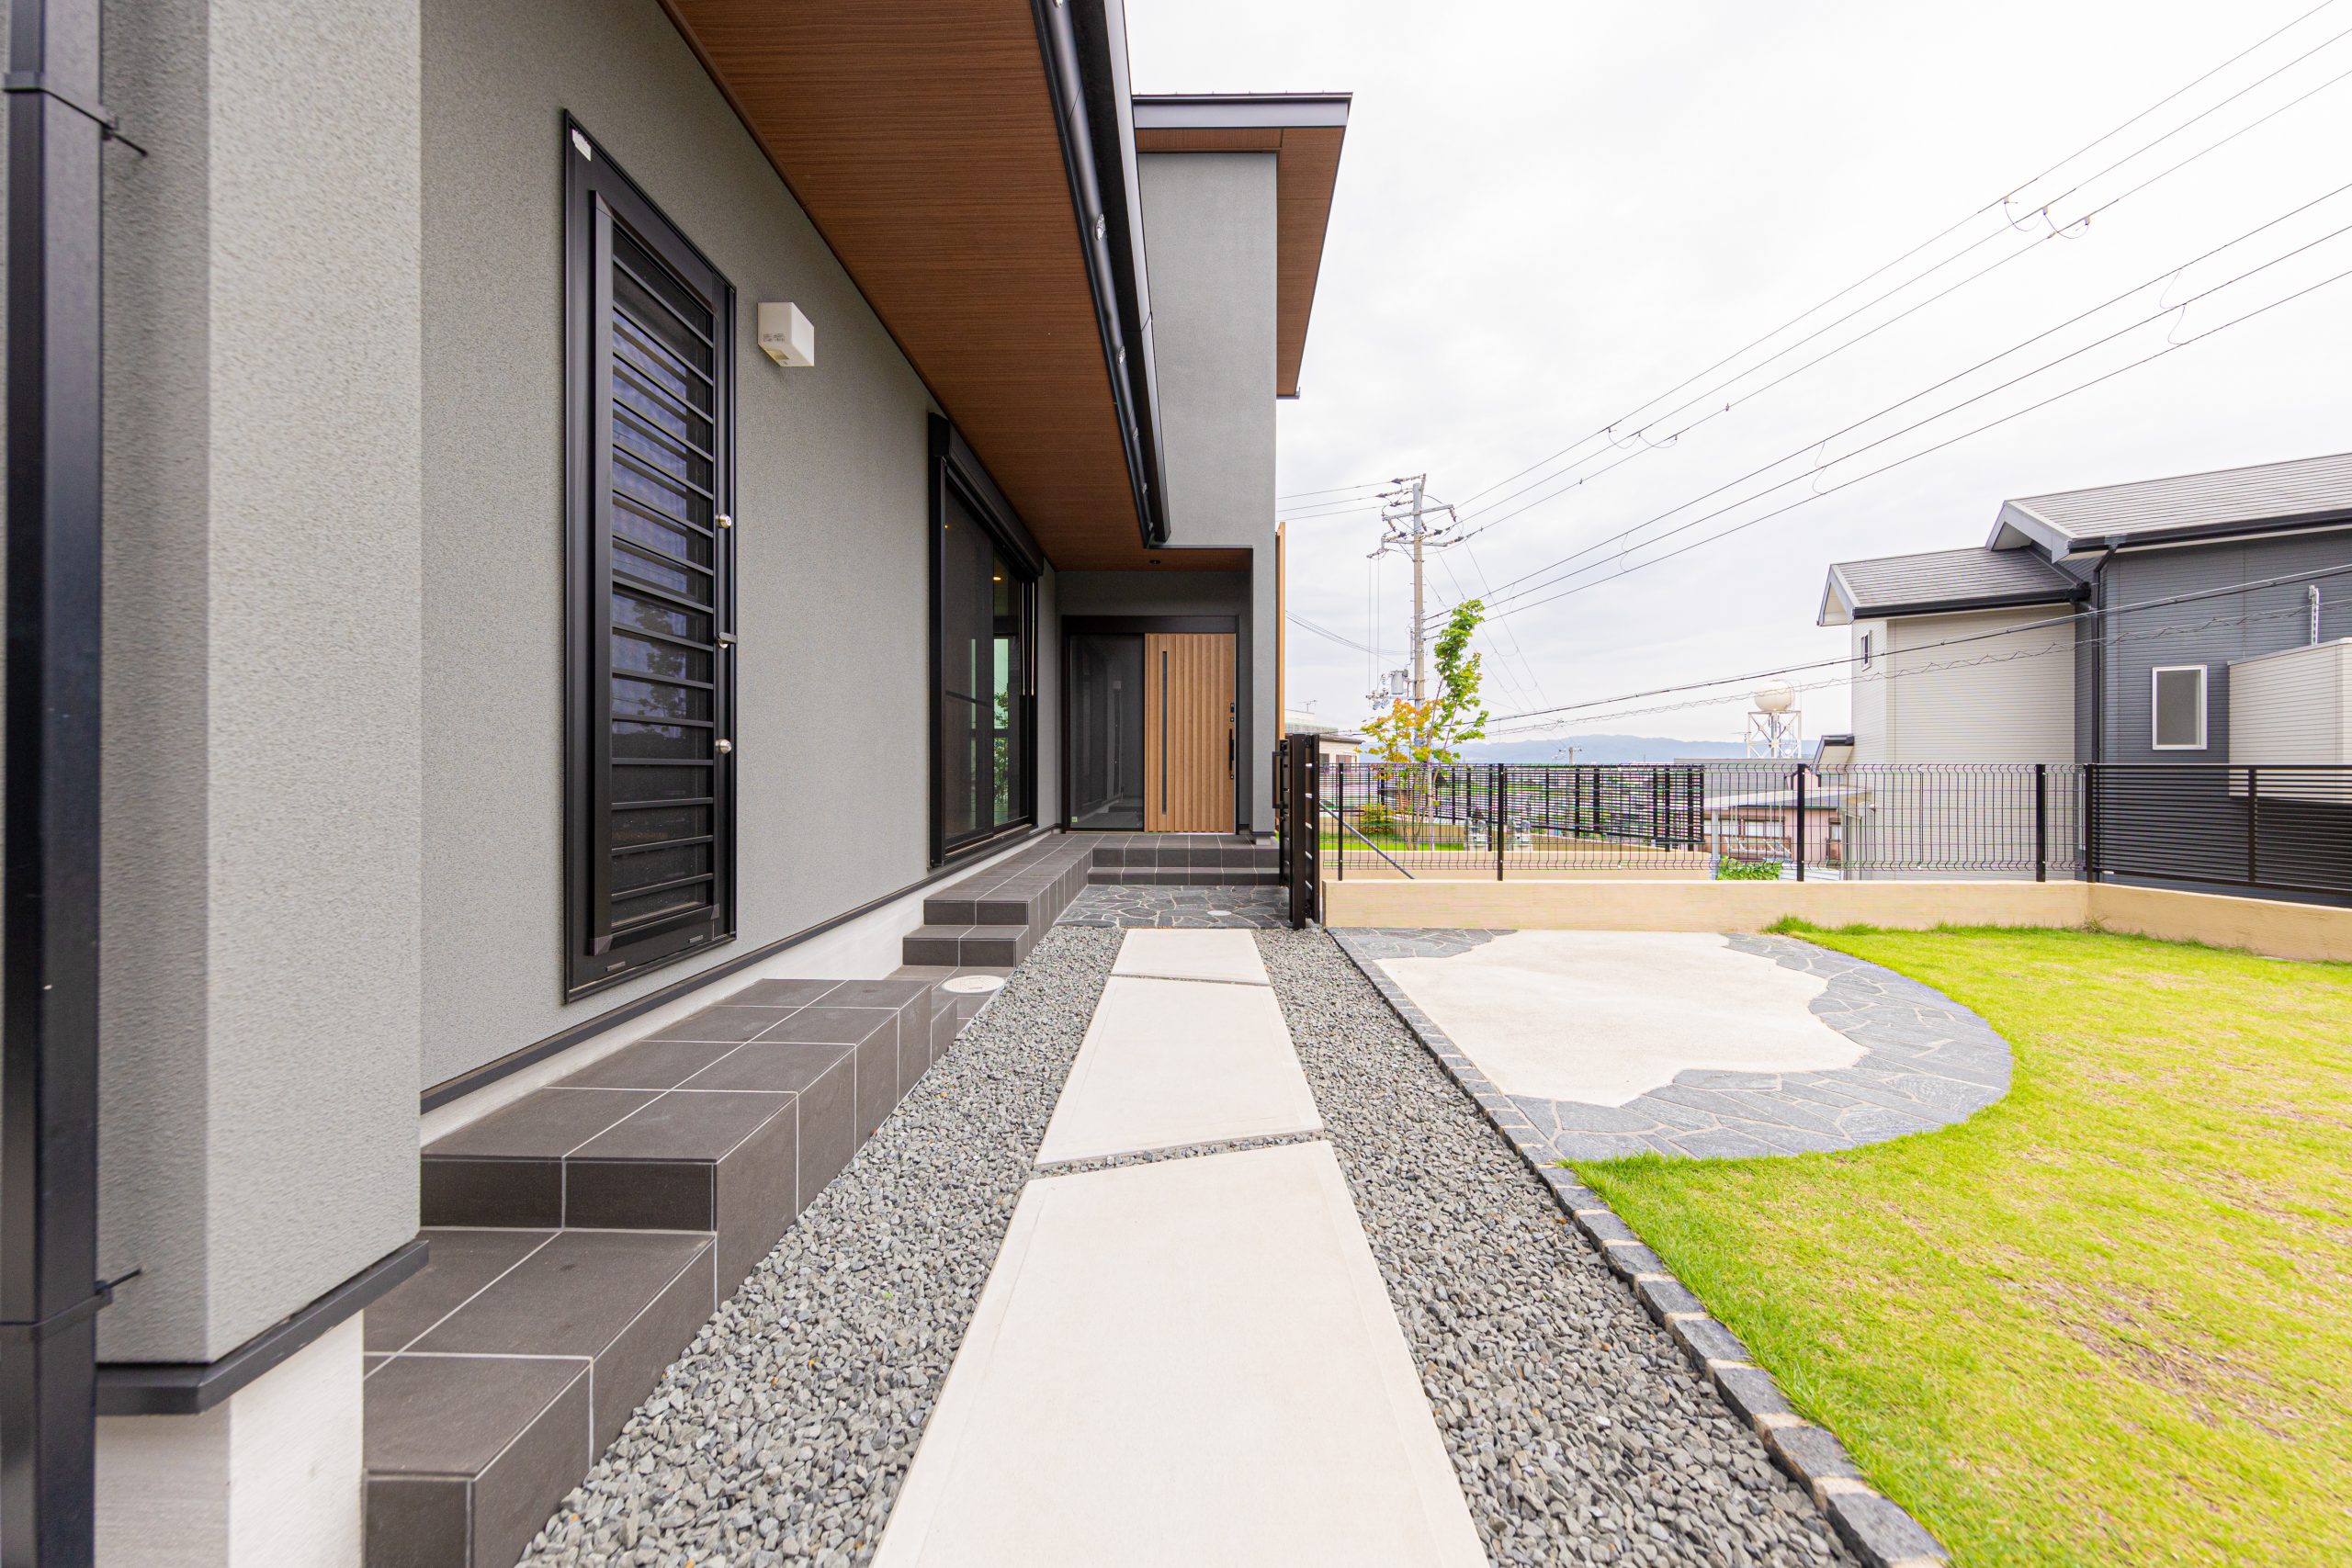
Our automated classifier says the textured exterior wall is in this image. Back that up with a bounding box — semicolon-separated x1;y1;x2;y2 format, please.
1136;152;1279;831
419;0;941;1088
1880;607;2075;762
96;0;424;1360
2090;533;2352;763
1848;621;1891;761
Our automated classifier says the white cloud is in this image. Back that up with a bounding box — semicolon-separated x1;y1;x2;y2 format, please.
1128;0;2352;744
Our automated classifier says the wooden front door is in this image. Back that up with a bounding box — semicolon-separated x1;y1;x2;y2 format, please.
1143;632;1236;832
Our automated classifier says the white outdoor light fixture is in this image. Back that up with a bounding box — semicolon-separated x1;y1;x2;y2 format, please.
757;301;816;367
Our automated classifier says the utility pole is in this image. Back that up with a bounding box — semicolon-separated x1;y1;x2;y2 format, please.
1369;474;1459;715
1407;476;1427;703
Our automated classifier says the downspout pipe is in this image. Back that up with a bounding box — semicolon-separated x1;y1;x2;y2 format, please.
3;0;111;1560
1032;0;1170;551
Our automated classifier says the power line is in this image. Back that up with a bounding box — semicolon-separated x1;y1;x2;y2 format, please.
1476;560;2352;728
1440;52;2352;549
1285;612;1375;657
1488;600;2312;735
1277;478;1396;502
1447;2;2349;518
1450;204;2352;626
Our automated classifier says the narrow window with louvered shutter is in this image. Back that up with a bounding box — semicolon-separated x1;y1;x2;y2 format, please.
565;120;737;998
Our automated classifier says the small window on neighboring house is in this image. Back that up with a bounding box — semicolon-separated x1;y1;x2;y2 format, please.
2152;665;2207;750
1860;631;1873;668
564;119;738;997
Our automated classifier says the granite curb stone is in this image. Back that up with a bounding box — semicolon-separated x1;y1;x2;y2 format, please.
1329;926;1952;1568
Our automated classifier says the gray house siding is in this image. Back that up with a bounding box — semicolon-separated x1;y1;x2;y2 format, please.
2086;530;2352;763
93;0;424;1361
1136;152;1279;831
419;0;944;1089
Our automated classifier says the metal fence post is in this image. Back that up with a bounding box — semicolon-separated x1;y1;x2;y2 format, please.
2085;764;2098;882
2246;764;2259;889
1493;765;1505;881
2034;761;2047;883
1792;766;1806;882
1334;760;1345;880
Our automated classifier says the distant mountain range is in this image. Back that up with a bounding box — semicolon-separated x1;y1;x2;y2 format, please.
1456;735;1747;763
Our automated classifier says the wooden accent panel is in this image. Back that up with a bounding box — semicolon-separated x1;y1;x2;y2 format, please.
660;0;1147;570
1136;123;1346;397
1145;633;1236;832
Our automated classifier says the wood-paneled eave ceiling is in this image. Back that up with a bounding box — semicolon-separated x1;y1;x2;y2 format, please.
660;0;1160;571
1133;94;1351;399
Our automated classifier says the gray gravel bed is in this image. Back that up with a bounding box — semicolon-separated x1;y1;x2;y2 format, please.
1257;927;1851;1568
516;925;1123;1568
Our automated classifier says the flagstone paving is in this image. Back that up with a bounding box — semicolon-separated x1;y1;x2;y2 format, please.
1336;928;2011;1160
1056;883;1290;928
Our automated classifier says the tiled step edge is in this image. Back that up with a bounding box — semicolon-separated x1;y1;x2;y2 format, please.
1326;931;1951;1568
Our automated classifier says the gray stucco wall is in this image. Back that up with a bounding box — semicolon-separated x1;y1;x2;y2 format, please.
420;0;943;1088
2086;534;2352;763
1135;153;1280;829
96;0;424;1360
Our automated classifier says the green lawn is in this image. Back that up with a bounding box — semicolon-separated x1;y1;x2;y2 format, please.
1573;925;2352;1567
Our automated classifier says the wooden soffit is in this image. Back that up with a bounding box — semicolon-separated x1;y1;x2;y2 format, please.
1134;95;1351;399
660;0;1159;570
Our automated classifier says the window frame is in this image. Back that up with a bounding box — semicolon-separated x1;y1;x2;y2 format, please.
563;117;739;998
928;417;1043;867
2150;664;2209;751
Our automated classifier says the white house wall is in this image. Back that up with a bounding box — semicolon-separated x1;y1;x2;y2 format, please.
1880;607;2076;762
420;0;944;1089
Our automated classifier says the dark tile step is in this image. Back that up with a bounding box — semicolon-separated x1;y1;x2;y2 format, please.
899;922;1035;969
1089;867;1284;886
364;1227;715;1568
422;978;938;1290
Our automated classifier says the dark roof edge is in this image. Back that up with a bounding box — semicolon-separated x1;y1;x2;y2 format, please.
1818;564;2082;626
1132;92;1352;130
1846;589;2084;621
1035;0;1170;549
1991;502;2352;558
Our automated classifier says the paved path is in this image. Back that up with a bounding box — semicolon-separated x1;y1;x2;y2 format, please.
872;929;1487;1568
1337;928;2011;1160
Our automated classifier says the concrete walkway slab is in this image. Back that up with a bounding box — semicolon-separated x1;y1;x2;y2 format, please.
1034;976;1321;1165
1108;927;1270;984
1378;930;1860;1107
871;1141;1486;1568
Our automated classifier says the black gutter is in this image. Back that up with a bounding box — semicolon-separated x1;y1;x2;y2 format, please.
1030;0;1169;551
3;0;110;1560
1840;588;2086;623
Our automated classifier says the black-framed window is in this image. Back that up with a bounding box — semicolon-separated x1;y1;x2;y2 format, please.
930;418;1042;864
565;118;737;998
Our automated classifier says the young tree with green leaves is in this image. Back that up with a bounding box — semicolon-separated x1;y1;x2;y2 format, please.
1359;600;1491;847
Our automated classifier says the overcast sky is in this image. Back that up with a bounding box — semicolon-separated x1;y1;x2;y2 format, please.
1126;0;2352;748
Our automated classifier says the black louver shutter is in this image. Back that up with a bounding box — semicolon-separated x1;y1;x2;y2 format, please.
566;122;736;997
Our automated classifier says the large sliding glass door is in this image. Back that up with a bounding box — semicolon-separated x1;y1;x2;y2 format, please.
936;489;1033;855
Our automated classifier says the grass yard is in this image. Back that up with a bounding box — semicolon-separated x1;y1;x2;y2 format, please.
1574;925;2352;1568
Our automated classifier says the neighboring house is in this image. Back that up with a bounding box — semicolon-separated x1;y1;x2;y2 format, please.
1283;710;1363;768
1818;453;2352;886
1821;452;2352;765
3;3;1348;1563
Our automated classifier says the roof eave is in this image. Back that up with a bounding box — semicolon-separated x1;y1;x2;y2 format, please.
1037;0;1170;549
1846;589;2084;621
